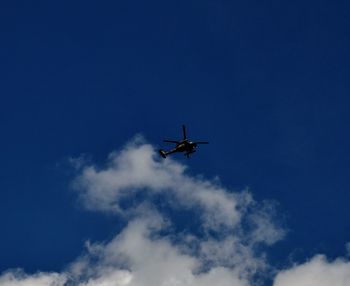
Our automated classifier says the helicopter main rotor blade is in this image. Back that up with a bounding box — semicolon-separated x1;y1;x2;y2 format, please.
163;140;179;143
194;141;209;144
182;125;187;140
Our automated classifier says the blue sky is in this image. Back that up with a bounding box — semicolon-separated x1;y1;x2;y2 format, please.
1;1;350;285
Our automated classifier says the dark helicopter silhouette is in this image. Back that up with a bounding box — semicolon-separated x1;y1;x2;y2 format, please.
159;125;209;158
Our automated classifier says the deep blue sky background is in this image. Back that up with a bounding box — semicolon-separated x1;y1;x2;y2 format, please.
1;0;350;277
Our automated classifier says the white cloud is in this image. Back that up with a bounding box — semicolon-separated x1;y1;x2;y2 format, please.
0;270;66;286
72;214;250;286
246;201;285;246
273;255;350;286
72;137;245;231
0;137;288;286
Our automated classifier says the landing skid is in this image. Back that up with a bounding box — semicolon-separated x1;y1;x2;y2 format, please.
184;150;196;158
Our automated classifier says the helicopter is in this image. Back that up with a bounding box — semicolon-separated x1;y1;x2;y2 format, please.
159;125;209;158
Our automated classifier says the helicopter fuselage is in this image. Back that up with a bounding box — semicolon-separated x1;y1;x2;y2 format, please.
174;140;196;152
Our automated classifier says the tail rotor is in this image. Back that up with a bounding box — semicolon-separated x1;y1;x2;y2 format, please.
159;149;167;158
